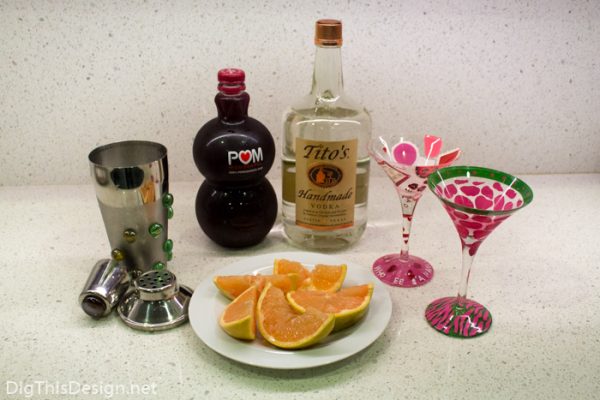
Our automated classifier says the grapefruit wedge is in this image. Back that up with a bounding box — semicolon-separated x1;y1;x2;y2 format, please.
214;275;262;300
274;259;347;292
287;284;374;331
219;285;258;340
214;274;299;300
257;282;335;349
302;263;347;292
273;259;311;281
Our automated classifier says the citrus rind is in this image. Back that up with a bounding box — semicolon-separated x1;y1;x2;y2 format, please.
287;283;374;331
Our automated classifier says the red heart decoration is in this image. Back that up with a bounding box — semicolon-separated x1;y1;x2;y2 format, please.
239;150;252;164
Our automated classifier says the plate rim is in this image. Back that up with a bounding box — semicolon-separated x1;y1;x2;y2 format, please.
188;251;393;370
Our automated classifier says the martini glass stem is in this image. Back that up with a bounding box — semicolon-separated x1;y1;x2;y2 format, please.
456;245;476;309
398;195;418;260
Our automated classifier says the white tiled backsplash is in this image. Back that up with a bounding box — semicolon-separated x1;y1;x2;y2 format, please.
1;0;598;185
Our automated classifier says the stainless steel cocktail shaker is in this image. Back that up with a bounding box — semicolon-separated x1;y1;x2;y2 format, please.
88;140;173;276
80;140;191;330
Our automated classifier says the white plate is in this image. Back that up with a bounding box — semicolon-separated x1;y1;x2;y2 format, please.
189;252;393;369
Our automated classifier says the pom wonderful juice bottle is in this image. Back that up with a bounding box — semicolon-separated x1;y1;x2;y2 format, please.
193;68;277;247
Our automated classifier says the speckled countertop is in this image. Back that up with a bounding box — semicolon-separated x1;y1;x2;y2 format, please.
1;174;599;400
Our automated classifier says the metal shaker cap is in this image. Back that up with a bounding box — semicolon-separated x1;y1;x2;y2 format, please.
136;270;178;301
79;259;130;318
118;270;193;331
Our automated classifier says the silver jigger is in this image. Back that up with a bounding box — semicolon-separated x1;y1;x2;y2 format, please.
88;141;174;276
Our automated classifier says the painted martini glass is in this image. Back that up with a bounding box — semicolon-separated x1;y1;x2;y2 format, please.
369;134;460;287
426;166;533;338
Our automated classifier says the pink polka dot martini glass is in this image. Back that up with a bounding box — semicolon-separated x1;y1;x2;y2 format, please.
426;166;533;338
368;134;461;288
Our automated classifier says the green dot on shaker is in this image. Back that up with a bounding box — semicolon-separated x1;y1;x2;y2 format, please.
167;206;174;219
152;262;165;271
167;252;173;261
148;223;163;238
162;193;174;207
163;239;173;252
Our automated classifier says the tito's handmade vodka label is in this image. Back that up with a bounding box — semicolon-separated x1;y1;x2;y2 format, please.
295;138;357;230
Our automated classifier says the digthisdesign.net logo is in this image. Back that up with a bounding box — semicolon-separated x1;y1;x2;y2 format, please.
5;380;157;398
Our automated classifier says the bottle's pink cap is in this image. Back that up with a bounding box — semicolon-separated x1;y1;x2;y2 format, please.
218;68;246;94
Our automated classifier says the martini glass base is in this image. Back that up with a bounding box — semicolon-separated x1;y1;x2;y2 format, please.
425;297;492;338
372;254;434;288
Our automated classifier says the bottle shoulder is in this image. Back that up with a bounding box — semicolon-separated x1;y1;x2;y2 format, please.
197;117;272;137
284;93;370;120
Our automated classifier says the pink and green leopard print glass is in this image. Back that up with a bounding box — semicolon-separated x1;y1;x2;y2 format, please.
426;166;533;338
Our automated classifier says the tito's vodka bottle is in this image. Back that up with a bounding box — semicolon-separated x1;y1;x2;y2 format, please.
282;19;371;249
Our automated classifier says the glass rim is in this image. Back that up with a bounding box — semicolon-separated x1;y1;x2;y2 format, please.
368;134;460;169
427;165;534;216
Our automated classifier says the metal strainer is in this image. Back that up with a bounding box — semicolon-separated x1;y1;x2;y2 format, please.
118;270;193;331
